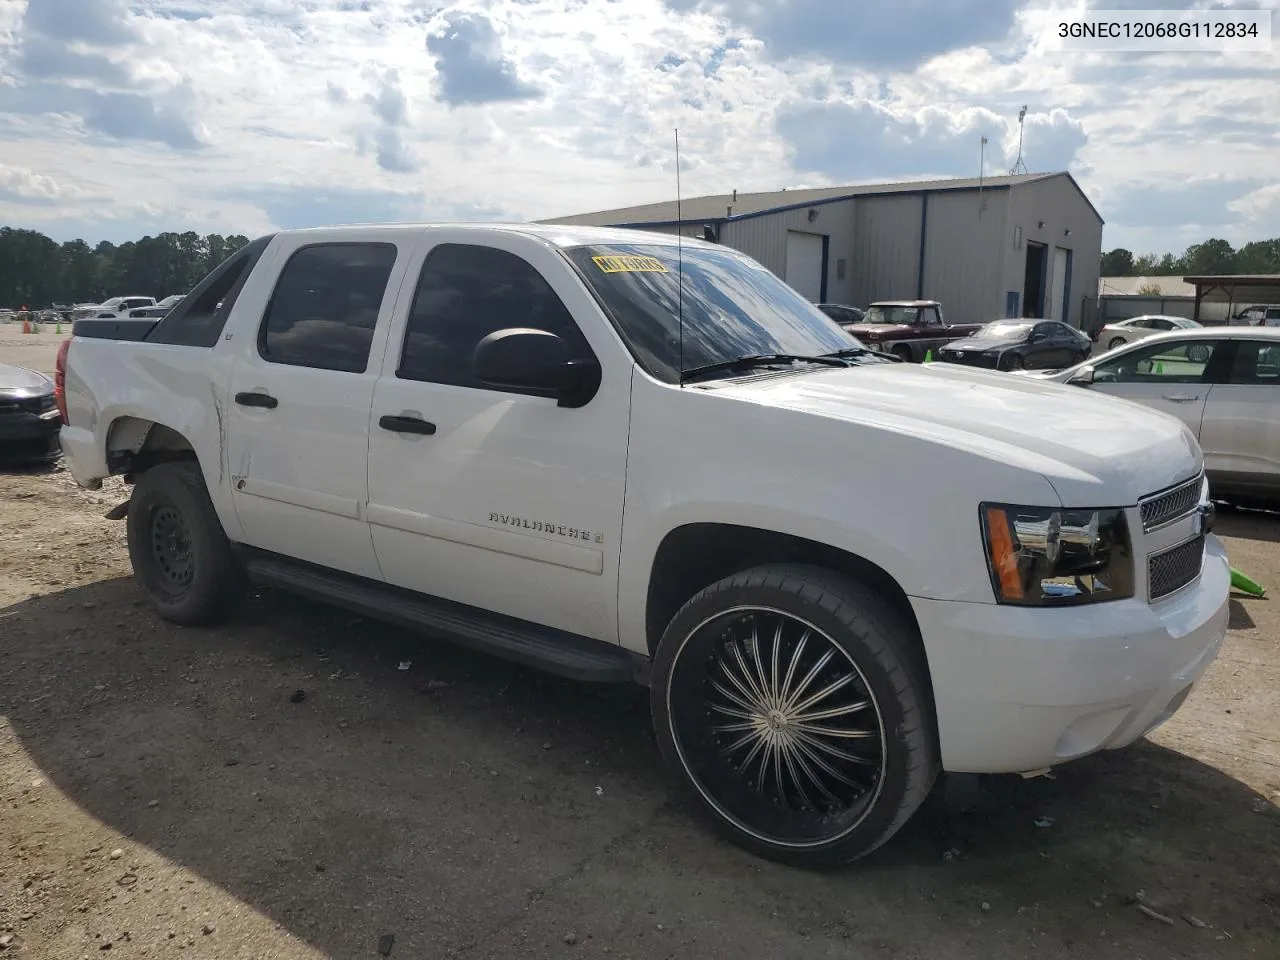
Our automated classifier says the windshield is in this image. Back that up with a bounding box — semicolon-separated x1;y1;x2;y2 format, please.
562;243;861;382
863;306;917;326
979;321;1033;338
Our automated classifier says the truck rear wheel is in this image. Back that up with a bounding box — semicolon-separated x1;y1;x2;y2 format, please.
650;564;939;868
126;460;244;625
891;345;913;363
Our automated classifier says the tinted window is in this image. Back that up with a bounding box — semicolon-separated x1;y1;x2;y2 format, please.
148;236;273;348
920;307;942;327
1226;340;1280;384
1094;339;1222;384
259;242;397;373
563;243;857;383
1031;322;1057;339
397;243;592;388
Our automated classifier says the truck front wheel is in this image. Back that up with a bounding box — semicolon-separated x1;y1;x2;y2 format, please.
650;564;939;868
126;460;245;625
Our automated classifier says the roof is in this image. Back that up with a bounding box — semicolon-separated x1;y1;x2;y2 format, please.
1128;325;1280;342
538;171;1104;228
869;300;941;307
271;221;718;250
1183;274;1280;286
1098;275;1197;298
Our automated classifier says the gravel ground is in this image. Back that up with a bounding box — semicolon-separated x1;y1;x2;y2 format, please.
1;333;1277;960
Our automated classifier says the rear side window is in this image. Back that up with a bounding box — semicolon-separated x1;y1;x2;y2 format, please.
1226;340;1280;384
259;242;398;373
147;235;274;347
396;243;592;390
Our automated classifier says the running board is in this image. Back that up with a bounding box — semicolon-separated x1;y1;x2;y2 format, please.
239;550;645;685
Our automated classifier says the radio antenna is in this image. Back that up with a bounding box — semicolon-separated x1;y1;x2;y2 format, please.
675;127;685;386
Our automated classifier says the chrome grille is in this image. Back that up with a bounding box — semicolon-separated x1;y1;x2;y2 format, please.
1149;534;1205;601
1139;473;1203;532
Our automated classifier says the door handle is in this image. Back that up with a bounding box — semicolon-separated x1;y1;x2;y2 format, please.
1162;394;1200;403
235;391;278;409
379;414;436;435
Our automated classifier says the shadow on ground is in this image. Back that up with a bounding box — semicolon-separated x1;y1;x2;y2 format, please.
3;577;1277;959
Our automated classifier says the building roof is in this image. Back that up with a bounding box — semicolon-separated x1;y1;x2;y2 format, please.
539;171;1103;228
1098;275;1197;298
1183;274;1280;286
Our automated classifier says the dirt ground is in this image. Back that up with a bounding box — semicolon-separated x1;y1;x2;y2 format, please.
2;332;1278;959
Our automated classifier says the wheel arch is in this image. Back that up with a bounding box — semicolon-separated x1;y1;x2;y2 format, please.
643;522;936;716
105;415;202;478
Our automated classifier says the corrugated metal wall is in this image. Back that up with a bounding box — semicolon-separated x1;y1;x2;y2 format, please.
848;195;923;306
921;189;1011;325
1003;176;1103;328
719;199;858;303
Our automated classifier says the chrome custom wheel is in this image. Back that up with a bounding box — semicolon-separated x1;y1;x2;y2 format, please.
671;607;887;845
651;564;939;867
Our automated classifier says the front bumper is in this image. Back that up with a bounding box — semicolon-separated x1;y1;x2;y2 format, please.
0;406;62;463
937;349;1000;369
911;533;1231;773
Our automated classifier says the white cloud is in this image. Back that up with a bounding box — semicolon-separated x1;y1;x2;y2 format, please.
0;0;1272;256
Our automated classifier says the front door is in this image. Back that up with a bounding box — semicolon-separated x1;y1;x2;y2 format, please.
1199;338;1280;493
226;235;410;581
365;233;632;643
1084;336;1232;438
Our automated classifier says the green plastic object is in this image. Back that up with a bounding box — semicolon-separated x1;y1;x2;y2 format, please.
1231;566;1266;598
924;349;934;363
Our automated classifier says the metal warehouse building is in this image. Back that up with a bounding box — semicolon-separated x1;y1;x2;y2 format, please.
541;172;1103;329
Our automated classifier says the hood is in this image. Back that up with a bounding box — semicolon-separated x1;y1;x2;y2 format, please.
855;323;910;338
941;335;1020;351
0;362;54;396
711;362;1202;507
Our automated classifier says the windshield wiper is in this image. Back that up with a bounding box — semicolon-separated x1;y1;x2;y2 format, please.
819;347;879;359
679;353;851;383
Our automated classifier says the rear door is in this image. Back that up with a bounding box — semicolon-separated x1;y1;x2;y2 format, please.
225;232;412;580
1085;336;1231;438
1198;338;1280;494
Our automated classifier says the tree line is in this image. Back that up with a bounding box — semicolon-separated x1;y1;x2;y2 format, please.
4;222;1279;310
1101;237;1280;278
0;226;250;310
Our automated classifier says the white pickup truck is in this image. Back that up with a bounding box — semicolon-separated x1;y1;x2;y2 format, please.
56;223;1231;866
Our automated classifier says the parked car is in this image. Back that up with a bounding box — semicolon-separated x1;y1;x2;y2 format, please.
853;300;984;362
1037;326;1280;508
57;223;1229;866
1095;315;1200;351
817;303;865;328
0;362;62;464
1229;305;1280;326
158;294;187;309
128;306;170;319
937;319;1092;371
74;296;157;320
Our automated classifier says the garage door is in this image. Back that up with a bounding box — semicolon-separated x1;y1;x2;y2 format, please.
784;231;825;302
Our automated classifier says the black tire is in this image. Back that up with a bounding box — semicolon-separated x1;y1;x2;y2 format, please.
891;345;913;363
650;564;939;868
1004;353;1025;371
1108;337;1126;351
126;459;245;625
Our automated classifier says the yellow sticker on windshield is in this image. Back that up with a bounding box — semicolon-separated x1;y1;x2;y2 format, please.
592;255;669;274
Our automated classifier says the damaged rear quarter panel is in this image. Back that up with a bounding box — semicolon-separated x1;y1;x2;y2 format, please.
61;337;246;544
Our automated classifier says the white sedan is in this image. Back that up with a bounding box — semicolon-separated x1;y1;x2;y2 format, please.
1095;315;1201;352
1038;326;1280;508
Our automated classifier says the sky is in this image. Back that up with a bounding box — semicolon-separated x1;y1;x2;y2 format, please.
0;0;1277;255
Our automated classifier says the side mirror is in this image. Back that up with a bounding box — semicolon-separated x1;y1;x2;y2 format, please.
1068;365;1095;385
472;328;601;409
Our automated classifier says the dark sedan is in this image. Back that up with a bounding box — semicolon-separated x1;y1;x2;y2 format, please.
936;319;1091;372
0;362;62;465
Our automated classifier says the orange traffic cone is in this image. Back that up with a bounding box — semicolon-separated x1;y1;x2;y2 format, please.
22;318;31;334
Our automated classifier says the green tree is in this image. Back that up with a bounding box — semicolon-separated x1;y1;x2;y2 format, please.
1181;238;1237;275
1100;248;1135;275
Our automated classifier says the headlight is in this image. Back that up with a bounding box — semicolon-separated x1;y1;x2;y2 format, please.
980;503;1134;605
